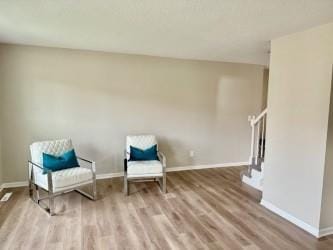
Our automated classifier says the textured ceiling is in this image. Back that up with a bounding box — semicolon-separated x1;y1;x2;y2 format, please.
0;1;333;65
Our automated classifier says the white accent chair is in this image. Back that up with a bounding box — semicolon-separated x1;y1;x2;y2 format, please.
28;139;96;215
124;135;167;195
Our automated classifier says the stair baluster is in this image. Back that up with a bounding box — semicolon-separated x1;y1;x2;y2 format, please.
245;108;267;178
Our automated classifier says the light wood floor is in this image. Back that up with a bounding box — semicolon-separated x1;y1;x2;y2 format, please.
1;167;333;250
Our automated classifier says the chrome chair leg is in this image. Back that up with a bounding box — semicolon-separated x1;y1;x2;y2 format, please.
75;188;95;200
35;185;40;203
48;193;55;216
47;171;55;215
124;175;129;196
162;174;167;194
92;182;97;200
28;165;33;199
91;162;97;200
28;182;33;199
157;174;167;194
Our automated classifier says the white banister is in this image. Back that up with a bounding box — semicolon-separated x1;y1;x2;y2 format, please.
252;108;267;125
249;108;267;167
250;121;255;162
243;108;267;186
260;117;265;158
255;121;260;164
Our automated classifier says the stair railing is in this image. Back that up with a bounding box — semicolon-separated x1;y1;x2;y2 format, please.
248;108;267;176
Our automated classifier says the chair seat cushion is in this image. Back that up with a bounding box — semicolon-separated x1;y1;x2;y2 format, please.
34;167;93;192
127;160;163;177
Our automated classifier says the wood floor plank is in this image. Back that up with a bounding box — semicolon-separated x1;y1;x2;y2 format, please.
174;172;277;250
1;167;332;250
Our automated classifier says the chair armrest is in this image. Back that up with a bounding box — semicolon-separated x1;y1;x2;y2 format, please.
77;156;93;164
28;160;52;189
123;150;130;172
28;160;44;170
124;158;127;172
157;152;166;168
77;156;96;173
124;150;130;159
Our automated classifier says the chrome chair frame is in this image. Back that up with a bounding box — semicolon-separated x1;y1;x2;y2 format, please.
28;156;96;216
124;151;167;195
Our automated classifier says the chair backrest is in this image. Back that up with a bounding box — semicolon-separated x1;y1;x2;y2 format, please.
126;135;158;160
30;139;73;165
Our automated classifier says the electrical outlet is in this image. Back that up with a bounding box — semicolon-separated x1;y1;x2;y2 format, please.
189;150;195;157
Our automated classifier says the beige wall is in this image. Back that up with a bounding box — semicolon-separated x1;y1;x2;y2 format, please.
0;44;265;183
261;68;269;109
321;67;333;229
264;22;333;229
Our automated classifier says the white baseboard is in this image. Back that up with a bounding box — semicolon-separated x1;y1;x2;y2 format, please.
167;161;248;172
242;175;263;191
261;199;320;237
96;172;123;179
0;161;248;189
1;181;28;189
319;226;333;238
96;161;248;179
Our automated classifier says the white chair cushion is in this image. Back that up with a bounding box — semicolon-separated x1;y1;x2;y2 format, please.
33;167;93;193
127;160;163;177
30;139;73;165
126;135;158;160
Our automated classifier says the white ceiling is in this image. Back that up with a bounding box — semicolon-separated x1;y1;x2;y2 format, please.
0;1;333;65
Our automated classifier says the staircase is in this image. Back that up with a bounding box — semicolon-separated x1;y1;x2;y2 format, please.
242;108;267;191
